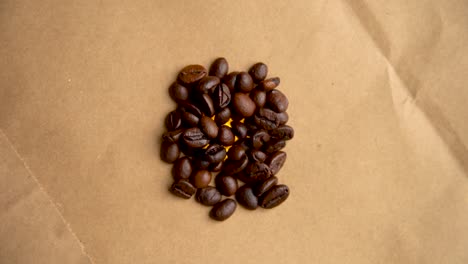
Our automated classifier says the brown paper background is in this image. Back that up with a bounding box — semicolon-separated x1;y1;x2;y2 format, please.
1;0;468;263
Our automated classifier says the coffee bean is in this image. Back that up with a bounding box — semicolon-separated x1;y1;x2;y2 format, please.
278;111;289;125
180;103;202;117
264;139;286;154
250;89;266;108
215;174;238;196
182;127;210;148
165;110;182;131
191;170;212;188
254;108;282;130
162;129;184;143
217;126;235;146
209;161;223;172
227;145;246;160
223;71;239;91
244;117;259;132
243;162;271;183
196;93;215;117
160;141;180;163
197;76;220;93
172;157;193;180
235;185;258;210
266;151;286;175
222;155;249;174
179;141;197;157
204;144;226;163
193;158;211;170
169;82;189;102
232;121;248;139
258;77;280;92
235;72;254;93
251;129;271;149
210;199;237;221
170;180;197;199
249;150;267;163
215;107;231;125
212;83;231;110
200;116;219;139
253;176;278;197
236;138;252;150
270;125;294;140
259;184;289;208
181;111;200;127
178;64;207;84
248;62;268;83
232;93;256;117
209;57;229;79
196;186;222;206
267;90;289;113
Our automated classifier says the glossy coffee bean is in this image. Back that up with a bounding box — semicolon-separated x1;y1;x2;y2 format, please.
235;185;258;210
235;72;254;93
266;151;287;175
227;145;246;160
197;76;220;93
180;103;202;117
170;180;196;199
209;57;229;79
264;139;286;154
209;161;223;172
222;155;249;175
212;83;231;110
204;144;226;164
182;127;210;148
215;107;231;125
196;93;215;117
258;77;280;92
251;129;271;149
160;141;180;163
215;174;238;196
244;162;271;183
223;71;239;91
259;184;289;208
165;110;182;131
193;158;211;170
267;90;289;113
217;126;235;146
254;108;282;130
250;89;266;108
248;62;268;83
232;93;256;117
178;64;207;84
169;82;189;102
162;129;184;143
196;186;222;206
253;176;278;197
210;199;237;221
232;121;248;139
191;170;212;188
278;111;289;125
172;157;193;180
181;111;199;127
270;125;294;140
249;150;267;163
200;116;219;139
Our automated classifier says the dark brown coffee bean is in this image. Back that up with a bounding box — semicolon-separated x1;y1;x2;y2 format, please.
209;161;223;172
244;162;271;183
251;129;271;149
270;125;294;140
180;103;202;117
235;185;258;210
222;155;249;174
254;176;278;197
200;116;219;139
209;57;229;79
267;90;289;113
259;184;289;208
223;71;239;91
248;62;268;83
178;64;207;84
215;107;231;125
264;139;286;154
266;151;286;175
210;199;237;221
232;93;256;117
193;158;211;170
196;186;222;206
232;121;248;139
258;77;280;92
197;76;220;93
169;82;189;102
160;141;180;163
236;138;252;150
227;145;246;160
254;108;282;130
212;83;231;110
191;170;212;188
172;157;193;180
165;110;182;131
217;126;235;146
179;141;197;157
182;127;210;148
235;72;254;93
204;144;226;164
250;90;266;108
170;180;196;199
162;129;184;143
196;93;215;117
181;111;199;127
215;174;238;196
278;111;289;125
249;150;267;163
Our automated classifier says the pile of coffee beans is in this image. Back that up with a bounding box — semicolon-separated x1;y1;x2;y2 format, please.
160;58;294;221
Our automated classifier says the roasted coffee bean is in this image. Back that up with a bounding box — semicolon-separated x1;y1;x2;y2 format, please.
243;162;271;183
209;161;223;172
236;185;258;210
178;64;207;84
248;62;268;83
191;170;212;188
267;90;289;113
217;126;235;146
197;76;220;93
212;83;231;110
258;77;280;92
250;89;267;108
232;121;248;139
278;111;289;125
232;93;256;117
209;57;229;79
165;110;182;131
236;138;252;150
254;108;283;130
270;125;294;140
223;155;249;174
223;71;239;92
169;82;189;102
215;174;238;196
180;103;202;117
181;111;199;127
179;141;197;157
160;141;180;163
193;158;211;170
162;129;184;143
251;129;271;149
235;72;254;93
170;180;197;199
215;107;231;125
196;186;222;206
204;144;226;164
182;127;210;148
264;139;286;154
200;116;219;139
196;93;215;117
266;151;286;175
249;150;267;163
259;184;289;208
227;145;246;160
253;176;278;197
210;199;237;221
172;157;193;180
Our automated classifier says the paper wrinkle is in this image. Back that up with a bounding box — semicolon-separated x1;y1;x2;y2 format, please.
0;129;95;264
